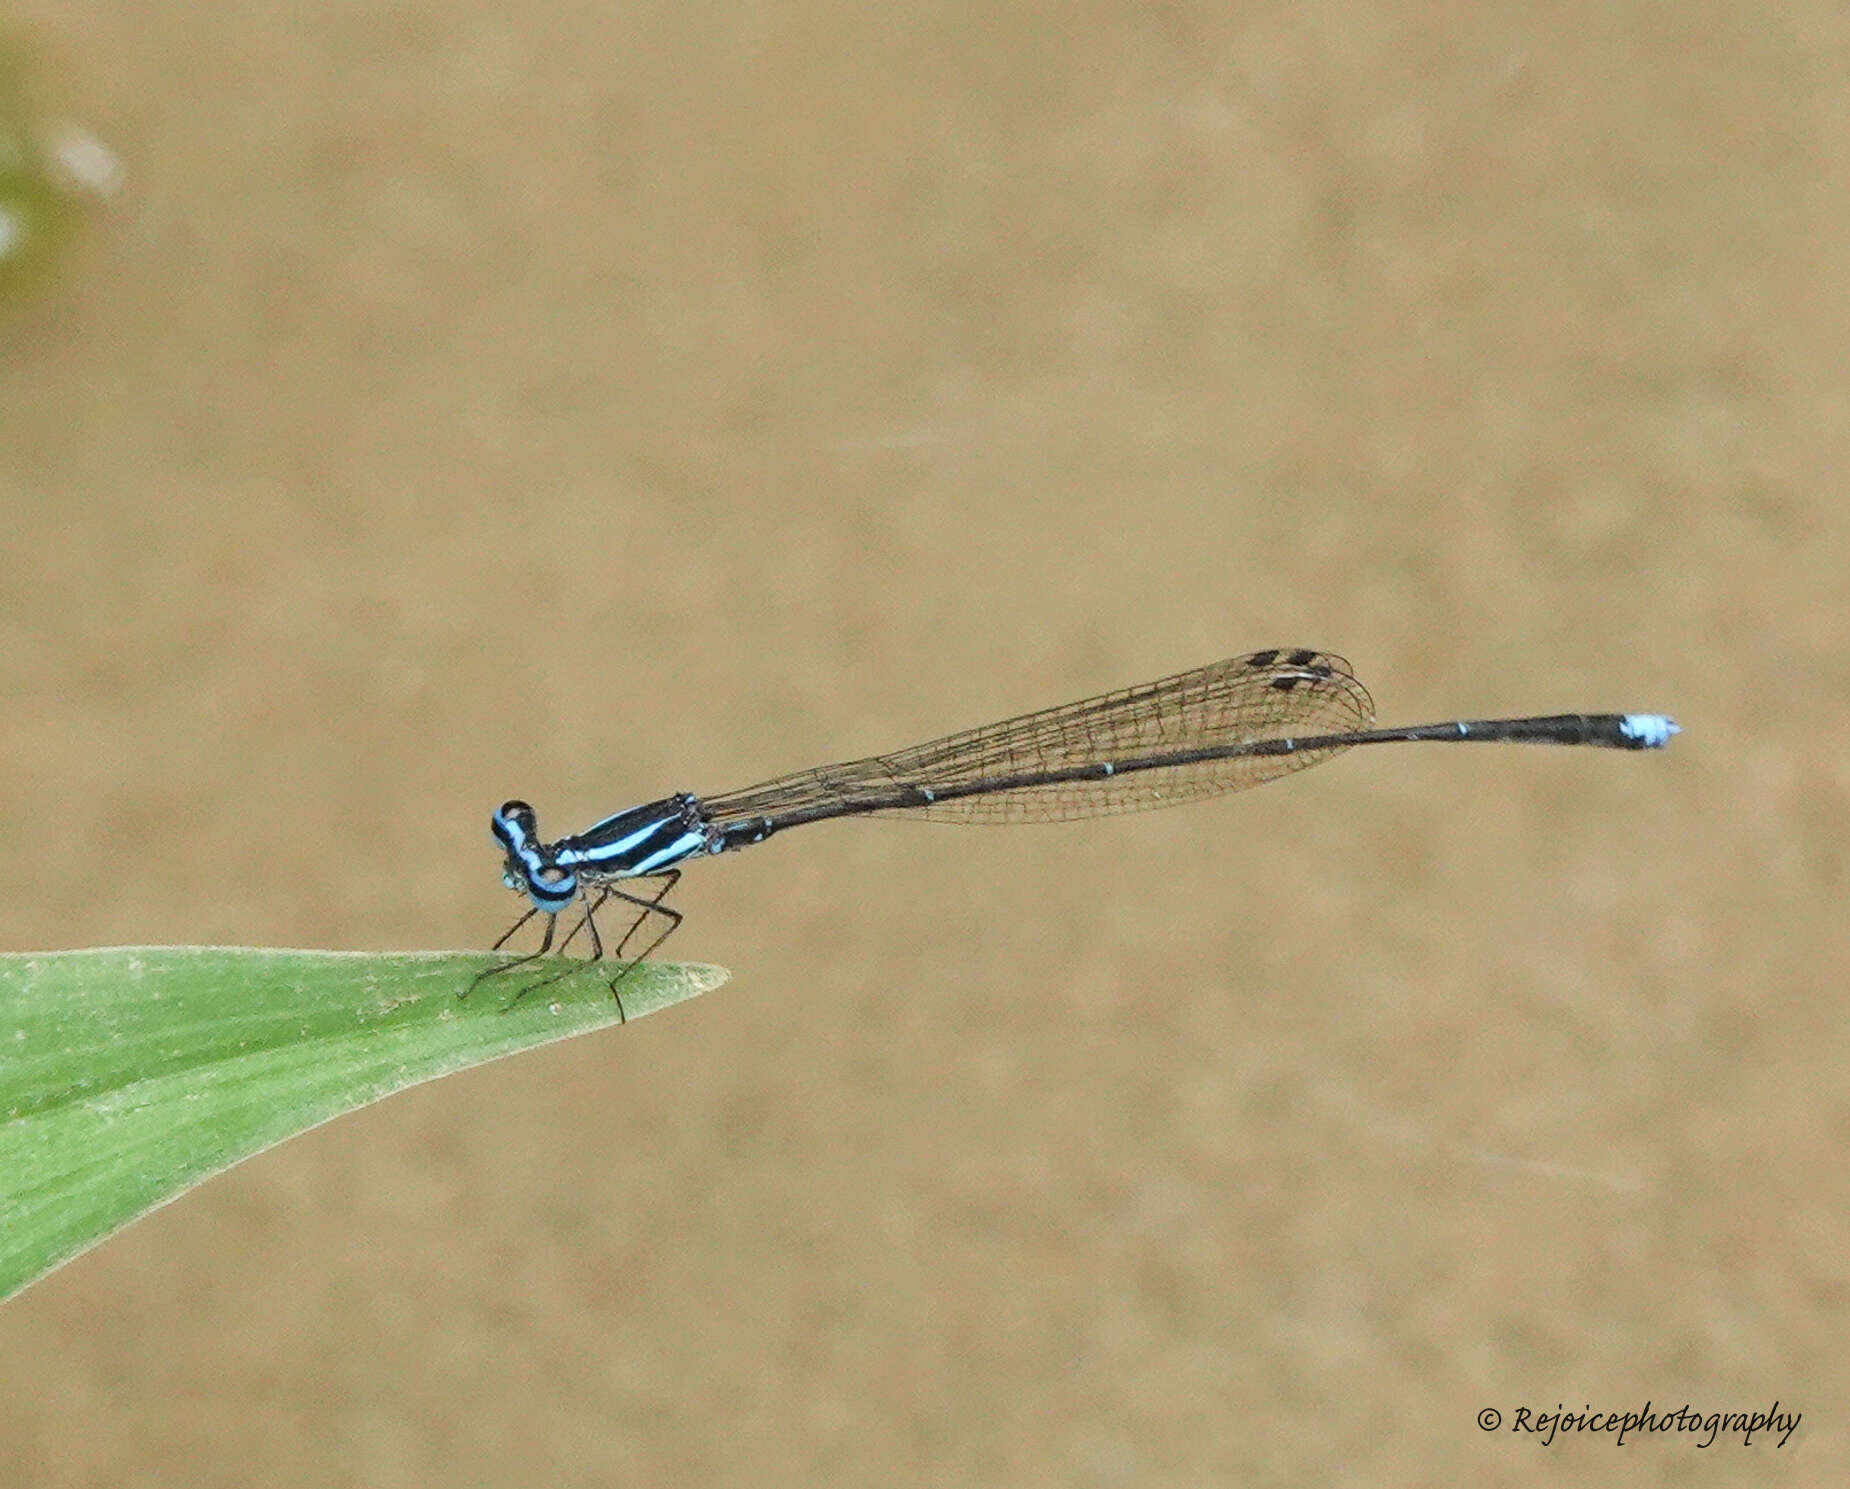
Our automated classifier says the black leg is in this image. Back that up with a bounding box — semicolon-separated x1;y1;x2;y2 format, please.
554;889;612;960
598;875;685;1019
489;905;540;953
472;874;686;1017
463;908;555;999
502;891;612;1009
611;870;681;960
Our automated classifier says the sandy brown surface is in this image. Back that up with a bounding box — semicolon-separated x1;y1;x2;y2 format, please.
2;3;1844;1484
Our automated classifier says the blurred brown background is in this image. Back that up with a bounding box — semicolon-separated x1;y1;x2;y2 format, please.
1;2;1843;1484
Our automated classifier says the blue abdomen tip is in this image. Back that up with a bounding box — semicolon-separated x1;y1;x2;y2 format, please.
1619;714;1680;749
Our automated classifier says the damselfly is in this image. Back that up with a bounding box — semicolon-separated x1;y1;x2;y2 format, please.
470;648;1677;1012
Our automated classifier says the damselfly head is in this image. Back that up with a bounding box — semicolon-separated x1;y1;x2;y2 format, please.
490;799;579;911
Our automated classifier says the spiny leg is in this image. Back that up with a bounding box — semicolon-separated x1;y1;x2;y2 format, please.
554;888;612;959
602;874;686;1015
463;906;553;999
537;874;685;1020
480;874;684;1016
500;874;676;1012
504;889;614;1006
610;871;681;960
556;872;680;966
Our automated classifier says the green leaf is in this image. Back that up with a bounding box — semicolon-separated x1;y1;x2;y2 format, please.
0;947;727;1302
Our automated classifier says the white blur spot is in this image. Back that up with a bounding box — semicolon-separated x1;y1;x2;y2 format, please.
45;123;125;198
1619;714;1680;749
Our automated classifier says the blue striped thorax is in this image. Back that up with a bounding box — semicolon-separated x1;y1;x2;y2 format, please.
491;795;717;915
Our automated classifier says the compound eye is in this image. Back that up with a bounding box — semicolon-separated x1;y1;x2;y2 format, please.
494;800;537;831
491;800;542;850
527;863;577;911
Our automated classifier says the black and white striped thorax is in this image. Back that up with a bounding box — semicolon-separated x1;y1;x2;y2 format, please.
492;795;724;914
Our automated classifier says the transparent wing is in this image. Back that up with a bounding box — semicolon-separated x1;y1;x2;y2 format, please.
700;649;1376;826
